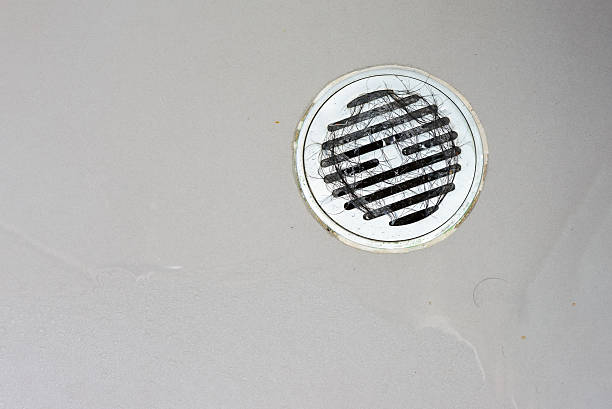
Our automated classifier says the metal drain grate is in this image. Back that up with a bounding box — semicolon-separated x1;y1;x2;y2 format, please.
294;66;487;252
320;89;461;227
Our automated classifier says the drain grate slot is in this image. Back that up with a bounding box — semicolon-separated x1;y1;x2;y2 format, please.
321;105;437;150
323;159;380;183
363;183;456;220
327;95;421;132
320;115;448;167
344;164;461;210
331;146;461;198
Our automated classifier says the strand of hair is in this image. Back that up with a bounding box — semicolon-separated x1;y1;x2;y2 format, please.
323;159;380;183
327;95;421;132
363;183;455;220
344;164;461;210
389;205;440;226
346;90;397;108
321;105;438;151
332;146;461;197
320;116;448;168
402;131;458;156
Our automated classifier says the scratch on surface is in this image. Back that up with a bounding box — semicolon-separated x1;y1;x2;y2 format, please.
472;277;508;307
0;220;92;278
533;165;609;288
91;264;185;283
419;315;486;383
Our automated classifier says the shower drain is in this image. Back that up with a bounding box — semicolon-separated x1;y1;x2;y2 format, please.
294;66;487;252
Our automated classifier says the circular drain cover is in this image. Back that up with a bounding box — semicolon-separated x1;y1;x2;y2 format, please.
294;65;488;252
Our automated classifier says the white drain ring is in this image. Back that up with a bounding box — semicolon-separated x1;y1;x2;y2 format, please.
294;65;488;252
